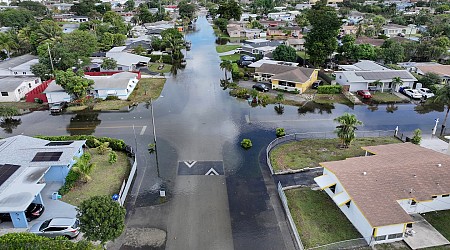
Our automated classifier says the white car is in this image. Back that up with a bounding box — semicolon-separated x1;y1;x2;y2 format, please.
417;88;435;98
403;89;423;99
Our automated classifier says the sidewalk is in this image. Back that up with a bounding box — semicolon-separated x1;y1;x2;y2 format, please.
420;134;448;154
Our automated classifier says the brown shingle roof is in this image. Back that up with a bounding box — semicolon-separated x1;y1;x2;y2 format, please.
355;37;385;47
272;67;315;83
256;63;297;74
416;65;450;77
321;143;450;227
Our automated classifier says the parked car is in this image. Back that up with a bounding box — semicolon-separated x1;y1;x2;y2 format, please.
403;89;422;99
0;203;45;223
29;217;80;239
356;90;372;99
399;86;411;94
50;102;68;114
234;48;243;54
417;88;435;99
312;80;323;89
252;83;269;92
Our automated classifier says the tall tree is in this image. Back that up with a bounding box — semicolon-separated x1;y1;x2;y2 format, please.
219;60;232;80
0;8;34;29
101;57;118;70
124;0;135;11
272;45;297;62
434;84;450;136
178;0;196;20
217;0;242;21
161;28;184;60
391;77;403;93
305;3;341;66
77;195;126;247
55;69;94;101
334;113;363;148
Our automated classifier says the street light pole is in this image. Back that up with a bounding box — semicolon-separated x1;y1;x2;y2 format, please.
150;98;160;177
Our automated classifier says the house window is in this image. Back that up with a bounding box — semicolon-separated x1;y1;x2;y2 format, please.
23;72;26;75
29;83;32;88
375;235;386;241
1;92;8;96
329;184;336;193
443;194;450;197
388;233;403;239
14;72;17;75
345;200;351;208
117;67;123;70
406;223;413;228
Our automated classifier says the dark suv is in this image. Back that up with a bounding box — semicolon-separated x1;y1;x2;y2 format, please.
0;203;45;223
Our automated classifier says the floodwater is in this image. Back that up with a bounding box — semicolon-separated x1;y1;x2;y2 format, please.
1;15;449;250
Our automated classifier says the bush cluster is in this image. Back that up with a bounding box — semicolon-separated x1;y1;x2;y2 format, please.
149;54;173;64
0;233;99;250
35;135;126;151
59;169;81;195
317;85;342;94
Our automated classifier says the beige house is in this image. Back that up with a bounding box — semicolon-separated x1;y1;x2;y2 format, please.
286;38;305;51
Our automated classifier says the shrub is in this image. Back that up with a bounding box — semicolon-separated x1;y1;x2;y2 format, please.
241;139;252;149
35;135;126;151
0;233;99;249
149;54;172;64
96;141;111;155
317;85;342;94
276;128;286;137
105;96;120;101
108;151;118;164
59;169;81;195
231;63;240;80
411;129;422;145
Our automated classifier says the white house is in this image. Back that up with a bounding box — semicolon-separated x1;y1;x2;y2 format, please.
86;72;139;100
0;76;42;102
64;16;89;23
267;11;300;22
315;143;450;246
338;60;390;71
43;81;71;104
347;11;364;24
105;46;150;71
335;70;417;92
382;24;417;37
398;62;450;85
286;38;305;51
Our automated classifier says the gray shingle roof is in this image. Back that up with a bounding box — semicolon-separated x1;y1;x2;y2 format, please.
256;63;298;74
0;76;39;92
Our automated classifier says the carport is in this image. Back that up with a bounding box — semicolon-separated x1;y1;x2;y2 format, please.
0;164;49;228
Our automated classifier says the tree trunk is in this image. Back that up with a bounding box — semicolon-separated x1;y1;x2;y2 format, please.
440;107;450;136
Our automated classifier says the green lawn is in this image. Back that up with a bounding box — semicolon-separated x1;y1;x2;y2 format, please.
0;102;47;111
423;210;450;241
270;137;400;172
314;94;353;105
296;51;309;59
285;188;362;248
216;45;240;53
220;54;241;62
148;63;172;73
370;92;406;103
61;150;131;207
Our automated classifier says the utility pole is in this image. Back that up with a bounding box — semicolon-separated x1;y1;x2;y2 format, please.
150;98;160;177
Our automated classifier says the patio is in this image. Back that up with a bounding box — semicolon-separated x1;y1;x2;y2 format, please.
404;214;450;249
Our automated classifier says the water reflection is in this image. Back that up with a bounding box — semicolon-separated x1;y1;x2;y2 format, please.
386;104;398;113
415;100;445;114
0;118;21;134
67;112;101;135
298;101;334;115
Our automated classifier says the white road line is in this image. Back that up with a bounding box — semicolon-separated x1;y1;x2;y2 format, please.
205;168;219;175
245;115;250;124
184;161;197;168
140;126;147;135
254;118;334;123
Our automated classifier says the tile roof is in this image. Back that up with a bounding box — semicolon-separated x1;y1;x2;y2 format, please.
321;143;450;227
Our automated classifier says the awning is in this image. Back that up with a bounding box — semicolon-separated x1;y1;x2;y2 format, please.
314;175;336;190
332;192;351;207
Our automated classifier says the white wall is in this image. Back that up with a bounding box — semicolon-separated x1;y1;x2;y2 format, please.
0;78;41;102
46;92;71;104
374;224;405;244
398;195;450;214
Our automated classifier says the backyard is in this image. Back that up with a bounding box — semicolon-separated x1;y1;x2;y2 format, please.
216;45;240;53
285;187;362;248
61;150;131;207
369;92;406;104
220;54;240;62
423;210;450;241
270;137;401;172
148;63;172;74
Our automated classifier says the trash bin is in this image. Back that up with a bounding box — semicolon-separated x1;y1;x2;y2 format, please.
52;192;59;200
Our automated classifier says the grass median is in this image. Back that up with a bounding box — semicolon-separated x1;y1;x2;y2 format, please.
216;45;240;53
285;188;361;248
370;92;406;104
270;137;400;172
61;150;131;207
220;54;241;62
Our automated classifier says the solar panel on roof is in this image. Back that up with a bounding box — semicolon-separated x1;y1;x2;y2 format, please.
46;141;73;146
0;164;20;187
31;152;63;162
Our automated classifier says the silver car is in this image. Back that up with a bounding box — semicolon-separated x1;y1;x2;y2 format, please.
29;217;80;239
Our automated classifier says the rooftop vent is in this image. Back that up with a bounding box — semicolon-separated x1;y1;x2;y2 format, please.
362;172;367;176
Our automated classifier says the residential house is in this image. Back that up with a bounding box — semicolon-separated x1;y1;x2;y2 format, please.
355;37;385;47
0;77;42;102
398;62;450;85
0;54;38;76
382;24;417;37
267;26;302;37
315;143;450;246
259;20;286;29
347;11;364;24
295;3;312;10
50;3;73;11
63;16;89;23
0;135;85;228
341;25;358;36
267;11;300;22
104;46;151;71
255;63;318;93
286;38;305;51
240;13;258;21
45;72;140;103
309;0;343;4
248;59;299;68
335;69;417;92
338;60;390;71
61;23;80;34
241;39;282;56
227;24;262;39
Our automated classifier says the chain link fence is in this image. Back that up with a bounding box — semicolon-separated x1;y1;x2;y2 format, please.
277;182;304;250
266;130;396;175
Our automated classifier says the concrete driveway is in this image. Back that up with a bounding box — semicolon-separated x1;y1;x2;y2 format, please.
238;80;309;103
404;214;450;249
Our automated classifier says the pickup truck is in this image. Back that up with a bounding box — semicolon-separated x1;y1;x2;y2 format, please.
50;102;67;114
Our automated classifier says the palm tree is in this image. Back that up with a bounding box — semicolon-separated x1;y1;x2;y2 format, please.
434;84;450;135
72;153;95;182
391;77;403;93
372;80;383;92
0;32;15;58
274;93;285;114
219;60;232;80
334;113;363;148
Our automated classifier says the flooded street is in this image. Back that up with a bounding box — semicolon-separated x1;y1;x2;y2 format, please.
0;15;448;250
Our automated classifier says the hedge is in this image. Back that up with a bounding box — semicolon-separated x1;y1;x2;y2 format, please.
317;85;342;94
149;54;173;64
0;233;100;250
59;169;81;195
231;63;240;80
34;135;126;151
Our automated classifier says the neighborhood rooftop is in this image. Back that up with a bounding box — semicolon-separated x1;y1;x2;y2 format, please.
0;76;39;92
337;70;417;82
0;54;38;70
320;143;450;227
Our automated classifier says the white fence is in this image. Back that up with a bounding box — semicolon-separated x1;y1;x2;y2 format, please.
266;130;396;175
277;182;304;250
118;159;137;206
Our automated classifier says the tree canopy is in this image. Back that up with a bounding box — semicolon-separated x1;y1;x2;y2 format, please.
0;8;34;29
305;3;341;66
178;0;196;20
55;69;94;100
101;57;118;70
77;195;126;245
272;45;297;62
217;0;242;21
